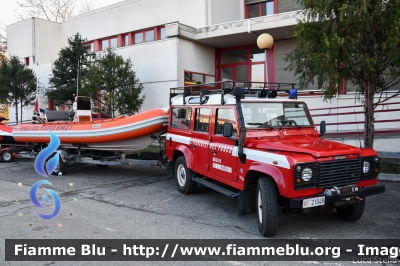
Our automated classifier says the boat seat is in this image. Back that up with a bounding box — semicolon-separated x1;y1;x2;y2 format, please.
45;111;71;122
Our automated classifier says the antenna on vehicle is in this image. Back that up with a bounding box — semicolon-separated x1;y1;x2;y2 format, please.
354;110;363;149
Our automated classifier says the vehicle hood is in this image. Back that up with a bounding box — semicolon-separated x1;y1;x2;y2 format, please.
245;136;361;158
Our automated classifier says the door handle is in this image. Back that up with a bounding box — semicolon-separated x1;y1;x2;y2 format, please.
191;145;196;149
210;149;217;154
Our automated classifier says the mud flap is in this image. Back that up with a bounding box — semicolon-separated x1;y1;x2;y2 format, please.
238;189;256;216
166;161;175;178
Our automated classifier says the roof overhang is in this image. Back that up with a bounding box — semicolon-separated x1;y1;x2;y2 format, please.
165;11;300;48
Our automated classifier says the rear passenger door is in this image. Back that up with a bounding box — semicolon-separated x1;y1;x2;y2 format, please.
208;107;238;182
190;107;211;174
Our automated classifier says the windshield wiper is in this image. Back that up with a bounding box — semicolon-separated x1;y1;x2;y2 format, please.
246;122;273;130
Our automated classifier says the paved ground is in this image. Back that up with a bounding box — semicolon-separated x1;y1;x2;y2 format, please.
0;159;399;266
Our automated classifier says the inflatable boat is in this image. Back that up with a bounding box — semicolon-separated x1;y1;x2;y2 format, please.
11;97;169;152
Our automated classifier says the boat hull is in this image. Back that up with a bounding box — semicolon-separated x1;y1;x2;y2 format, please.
12;108;169;152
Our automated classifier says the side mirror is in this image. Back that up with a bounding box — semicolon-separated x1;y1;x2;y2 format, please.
319;121;326;137
223;123;233;138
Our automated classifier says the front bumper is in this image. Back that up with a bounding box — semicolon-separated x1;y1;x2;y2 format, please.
289;184;385;209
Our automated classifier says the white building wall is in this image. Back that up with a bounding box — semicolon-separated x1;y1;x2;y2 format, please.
209;0;243;25
7;19;34;61
61;0;210;45
178;39;215;84
36;19;61;63
113;38;180;111
7;18;61;65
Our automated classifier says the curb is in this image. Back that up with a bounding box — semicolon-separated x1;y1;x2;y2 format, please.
378;173;400;182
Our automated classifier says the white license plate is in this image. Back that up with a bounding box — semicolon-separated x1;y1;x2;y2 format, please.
302;196;325;208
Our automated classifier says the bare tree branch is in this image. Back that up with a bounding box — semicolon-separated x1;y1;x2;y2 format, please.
15;0;95;23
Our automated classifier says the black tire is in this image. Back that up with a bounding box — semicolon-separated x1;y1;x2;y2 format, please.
256;177;279;237
96;164;109;168
52;155;67;176
336;199;365;221
174;156;196;194
1;149;15;163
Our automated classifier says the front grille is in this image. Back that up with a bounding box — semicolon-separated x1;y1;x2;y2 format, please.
318;158;361;188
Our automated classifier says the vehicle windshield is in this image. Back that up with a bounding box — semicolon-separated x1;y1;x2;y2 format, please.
242;102;313;129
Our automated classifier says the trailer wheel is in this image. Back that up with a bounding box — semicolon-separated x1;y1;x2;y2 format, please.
336;199;365;221
257;177;279;237
1;149;15;163
52;155;67;176
174;156;196;194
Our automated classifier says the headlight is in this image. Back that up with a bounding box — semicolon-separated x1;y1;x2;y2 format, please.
363;161;370;174
302;168;312;181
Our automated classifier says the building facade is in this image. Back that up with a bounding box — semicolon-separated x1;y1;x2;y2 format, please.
7;0;303;114
6;0;400;152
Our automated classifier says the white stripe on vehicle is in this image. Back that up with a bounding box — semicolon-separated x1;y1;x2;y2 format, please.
167;133;290;169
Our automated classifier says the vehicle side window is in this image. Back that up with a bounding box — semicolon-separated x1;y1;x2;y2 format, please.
171;107;192;130
215;108;237;136
194;108;211;133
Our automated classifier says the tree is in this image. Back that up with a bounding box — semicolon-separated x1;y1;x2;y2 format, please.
285;0;400;148
0;55;37;123
0;32;6;64
82;48;145;117
47;33;92;106
16;0;96;22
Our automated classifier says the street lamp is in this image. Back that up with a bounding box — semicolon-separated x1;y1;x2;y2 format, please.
256;33;274;84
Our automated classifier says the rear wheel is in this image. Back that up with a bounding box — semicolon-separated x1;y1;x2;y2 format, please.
257;177;279;237
174;156;196;194
52;155;67;176
1;149;15;163
336;199;365;221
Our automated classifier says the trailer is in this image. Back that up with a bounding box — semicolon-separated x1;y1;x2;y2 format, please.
4;135;167;176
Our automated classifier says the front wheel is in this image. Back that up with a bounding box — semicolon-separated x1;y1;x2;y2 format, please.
52;155;67;176
1;149;15;163
174;156;196;194
257;177;279;237
336;199;365;221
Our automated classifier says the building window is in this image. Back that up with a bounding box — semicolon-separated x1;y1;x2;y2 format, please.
145;30;154;42
101;40;109;50
159;27;166;39
246;0;275;18
124;35;129;46
101;37;118;50
110;38;117;48
25;57;29;66
87;43;94;52
216;45;267;84
135;33;143;44
184;71;215;86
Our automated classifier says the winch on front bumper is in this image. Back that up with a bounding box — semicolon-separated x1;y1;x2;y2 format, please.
289;184;385;209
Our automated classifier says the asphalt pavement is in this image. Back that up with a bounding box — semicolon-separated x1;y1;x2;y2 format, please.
0;159;399;266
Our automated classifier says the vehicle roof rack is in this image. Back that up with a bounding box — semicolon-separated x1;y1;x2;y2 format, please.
169;80;296;105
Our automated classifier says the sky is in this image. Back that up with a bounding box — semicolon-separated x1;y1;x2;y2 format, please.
0;0;125;34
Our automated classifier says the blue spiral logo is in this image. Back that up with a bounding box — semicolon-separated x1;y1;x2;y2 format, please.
29;180;61;220
34;131;60;177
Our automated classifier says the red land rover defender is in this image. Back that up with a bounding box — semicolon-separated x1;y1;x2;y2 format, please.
165;81;385;237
